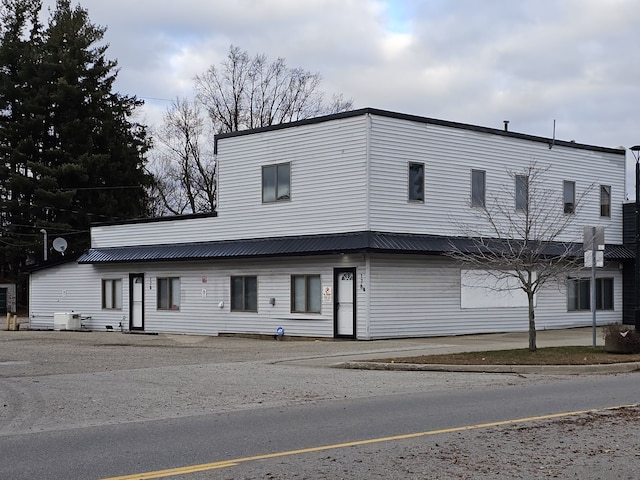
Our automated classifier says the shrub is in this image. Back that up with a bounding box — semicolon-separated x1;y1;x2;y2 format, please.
603;324;640;354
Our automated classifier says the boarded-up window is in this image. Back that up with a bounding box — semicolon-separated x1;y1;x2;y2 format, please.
460;270;534;309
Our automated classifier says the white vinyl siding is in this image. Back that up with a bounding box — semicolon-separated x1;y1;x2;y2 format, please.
366;255;621;339
92;113;625;248
91;115;369;248
39;110;626;341
30;254;622;340
367;115;625;244
29;263;129;332
31;256;366;338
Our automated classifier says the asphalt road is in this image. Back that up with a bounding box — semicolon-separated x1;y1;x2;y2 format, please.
1;330;639;479
2;375;639;479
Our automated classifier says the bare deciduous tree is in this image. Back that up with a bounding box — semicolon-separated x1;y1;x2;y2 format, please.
195;45;353;134
449;162;592;351
150;46;352;215
149;98;216;215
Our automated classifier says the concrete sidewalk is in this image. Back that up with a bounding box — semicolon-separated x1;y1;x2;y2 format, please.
276;327;640;374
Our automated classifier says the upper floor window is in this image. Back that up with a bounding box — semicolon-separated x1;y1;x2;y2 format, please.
600;185;611;218
471;169;486;207
408;162;424;202
102;279;122;310
563;180;575;214
567;277;614;311
515;174;528;212
231;276;258;312
157;277;180;310
291;274;321;313
262;163;290;203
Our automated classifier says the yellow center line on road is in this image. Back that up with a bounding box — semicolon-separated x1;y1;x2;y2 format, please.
102;403;637;480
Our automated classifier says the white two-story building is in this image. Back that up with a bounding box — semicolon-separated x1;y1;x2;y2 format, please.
28;108;631;339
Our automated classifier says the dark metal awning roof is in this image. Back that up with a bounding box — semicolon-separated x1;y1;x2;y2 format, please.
77;231;634;264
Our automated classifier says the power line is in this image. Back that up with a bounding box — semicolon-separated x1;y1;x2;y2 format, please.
54;185;145;191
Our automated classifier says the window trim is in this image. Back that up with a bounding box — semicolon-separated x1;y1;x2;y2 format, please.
230;276;258;312
101;278;122;310
567;277;614;311
408;162;425;203
515;174;528;212
157;277;181;310
291;274;322;313
600;185;611;218
471;169;486;207
262;162;291;203
563;180;575;214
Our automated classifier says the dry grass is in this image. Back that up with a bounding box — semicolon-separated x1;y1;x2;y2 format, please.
374;346;640;365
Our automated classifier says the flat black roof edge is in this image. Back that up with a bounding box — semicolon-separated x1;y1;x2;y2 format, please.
22;254;83;273
213;107;626;156
91;212;217;228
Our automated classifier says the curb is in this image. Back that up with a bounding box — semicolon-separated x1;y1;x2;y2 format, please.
337;361;640;375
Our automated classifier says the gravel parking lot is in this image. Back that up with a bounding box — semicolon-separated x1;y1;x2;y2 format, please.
2;330;552;435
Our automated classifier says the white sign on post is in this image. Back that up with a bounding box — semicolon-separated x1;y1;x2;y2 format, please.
583;251;604;268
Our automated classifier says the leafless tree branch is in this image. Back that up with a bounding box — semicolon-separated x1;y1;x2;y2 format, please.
449;161;593;351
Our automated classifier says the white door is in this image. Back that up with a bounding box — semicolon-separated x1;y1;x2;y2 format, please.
130;275;144;330
335;270;355;337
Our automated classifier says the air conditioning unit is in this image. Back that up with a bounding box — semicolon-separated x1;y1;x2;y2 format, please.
53;312;81;330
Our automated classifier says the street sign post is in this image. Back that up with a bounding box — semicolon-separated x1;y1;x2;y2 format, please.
584;226;605;349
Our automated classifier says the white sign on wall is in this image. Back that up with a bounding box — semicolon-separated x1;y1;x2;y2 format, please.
460;270;535;309
322;286;332;303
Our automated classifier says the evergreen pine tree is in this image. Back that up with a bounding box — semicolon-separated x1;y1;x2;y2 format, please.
0;0;152;291
0;0;43;281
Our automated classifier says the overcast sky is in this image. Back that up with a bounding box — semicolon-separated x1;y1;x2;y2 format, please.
40;0;640;196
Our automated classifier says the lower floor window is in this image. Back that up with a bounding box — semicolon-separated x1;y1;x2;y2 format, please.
567;277;613;311
157;277;180;310
231;276;258;311
102;279;122;309
291;275;321;313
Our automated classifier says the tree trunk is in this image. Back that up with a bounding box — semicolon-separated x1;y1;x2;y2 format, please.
528;293;537;352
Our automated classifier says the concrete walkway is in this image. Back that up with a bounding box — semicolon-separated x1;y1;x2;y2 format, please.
277;327;640;374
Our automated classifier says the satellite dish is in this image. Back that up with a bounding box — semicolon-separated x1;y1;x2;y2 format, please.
52;237;68;255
